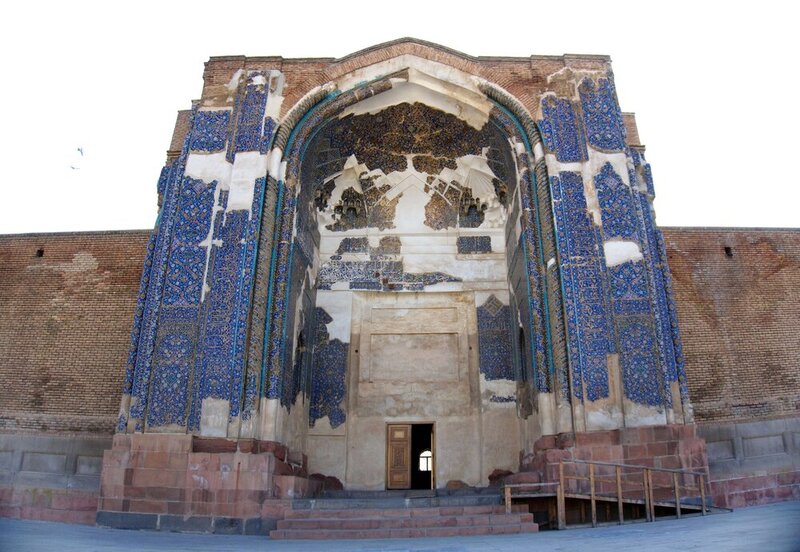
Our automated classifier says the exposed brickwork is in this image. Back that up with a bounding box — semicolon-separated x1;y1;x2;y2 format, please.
663;228;800;423
0;231;150;434
198;40;611;122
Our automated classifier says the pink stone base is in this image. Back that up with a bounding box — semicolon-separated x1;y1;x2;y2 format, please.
710;470;800;508
96;434;319;531
522;424;708;485
0;487;98;524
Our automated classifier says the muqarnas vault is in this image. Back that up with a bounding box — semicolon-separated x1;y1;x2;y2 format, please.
104;39;702;528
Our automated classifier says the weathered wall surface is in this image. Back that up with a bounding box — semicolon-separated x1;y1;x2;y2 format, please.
663;228;800;424
664;228;800;506
0;231;150;434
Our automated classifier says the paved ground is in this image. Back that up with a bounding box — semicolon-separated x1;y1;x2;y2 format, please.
1;501;798;552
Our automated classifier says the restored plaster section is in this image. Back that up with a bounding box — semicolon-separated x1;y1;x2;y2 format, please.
336;55;493;121
604;240;644;267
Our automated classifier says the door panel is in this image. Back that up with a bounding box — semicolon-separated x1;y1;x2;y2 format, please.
386;424;411;489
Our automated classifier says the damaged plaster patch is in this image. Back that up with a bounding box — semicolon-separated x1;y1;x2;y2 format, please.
604;240;643;267
228;151;267;212
315;291;353;343
578;149;629;226
264;70;285;120
340;76;490;130
199;397;231;437
267;147;283;179
480;374;516;406
544;66;609;102
337;55;487;108
185;152;232;185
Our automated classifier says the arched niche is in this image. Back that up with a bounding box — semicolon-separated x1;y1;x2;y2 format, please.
244;58;573;485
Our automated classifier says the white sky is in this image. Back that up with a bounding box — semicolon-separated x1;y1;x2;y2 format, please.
0;1;797;234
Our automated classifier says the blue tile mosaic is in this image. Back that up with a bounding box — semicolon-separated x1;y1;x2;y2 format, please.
309;307;348;428
156;165;169;198
190;110;230;152
234;177;266;420
618;318;663;407
317;256;460;291
162;245;206;306
191;211;248;426
457;236;492;254
234;81;268;154
579;77;626;151
539;96;587;162
551;171;612;402
336;237;369;254
128;107;197;427
260;116;277;155
477;296;515;381
263;186;297;400
147;325;195;427
609;260;650;314
595;163;637;240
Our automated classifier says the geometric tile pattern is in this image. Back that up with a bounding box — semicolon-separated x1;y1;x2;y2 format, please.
309;307;348;428
539;96;587;162
551;171;612;402
190;209;248;428
122;75;275;432
189;111;230;152
618;318;662;406
126;135;192;431
317;256;461;292
488;101;554;394
234;82;267;154
579;76;626;151
457;235;492;254
609;260;650;315
235;177;267;421
477;295;515;381
595;162;637;240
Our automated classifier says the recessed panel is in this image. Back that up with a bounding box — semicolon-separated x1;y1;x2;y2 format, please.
370;333;458;382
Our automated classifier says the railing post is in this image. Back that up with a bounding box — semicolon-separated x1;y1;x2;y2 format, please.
673;472;681;518
647;469;655;522
556;483;566;530
643;469;651;522
699;474;707;516
559;461;565;493
504;485;512;514
589;463;597;528
616;465;623;525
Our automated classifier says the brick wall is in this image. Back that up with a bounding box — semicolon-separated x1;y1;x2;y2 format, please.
663;228;800;423
0;231;150;435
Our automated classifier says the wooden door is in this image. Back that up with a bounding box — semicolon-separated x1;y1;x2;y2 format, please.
386;424;411;489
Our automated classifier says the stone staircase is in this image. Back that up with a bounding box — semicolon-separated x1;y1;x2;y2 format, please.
270;491;538;539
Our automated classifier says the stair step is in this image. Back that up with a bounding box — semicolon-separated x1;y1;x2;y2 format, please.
270;523;538;540
290;494;502;510
278;513;534;530
284;504;526;519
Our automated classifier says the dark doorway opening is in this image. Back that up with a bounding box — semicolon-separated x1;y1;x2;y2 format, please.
410;423;434;490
